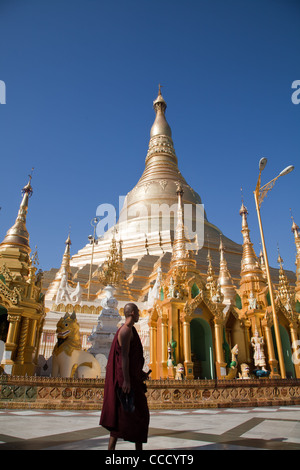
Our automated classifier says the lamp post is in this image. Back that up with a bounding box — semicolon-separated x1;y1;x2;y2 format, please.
254;158;294;379
87;217;100;301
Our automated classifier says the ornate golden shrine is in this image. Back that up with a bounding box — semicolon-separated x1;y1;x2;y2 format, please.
148;188;300;381
0;176;45;376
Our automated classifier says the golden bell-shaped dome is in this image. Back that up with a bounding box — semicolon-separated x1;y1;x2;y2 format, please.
118;87;204;239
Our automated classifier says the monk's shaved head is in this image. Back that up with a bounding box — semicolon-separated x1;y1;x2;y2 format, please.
124;303;139;318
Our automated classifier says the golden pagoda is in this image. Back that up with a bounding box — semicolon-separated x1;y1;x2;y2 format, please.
68;87;242;270
39;87;299;381
0;176;45;375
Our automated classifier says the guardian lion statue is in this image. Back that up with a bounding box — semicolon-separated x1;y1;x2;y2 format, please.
224;344;239;379
175;363;185;380
52;312;101;378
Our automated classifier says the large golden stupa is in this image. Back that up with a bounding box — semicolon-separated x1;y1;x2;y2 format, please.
44;86;243;299
37;87;300;383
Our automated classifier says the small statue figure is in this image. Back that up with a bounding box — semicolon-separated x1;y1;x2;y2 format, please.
167;341;174;367
55;269;82;304
251;328;267;371
167;276;175;298
175;363;185;380
248;291;258;310
238;363;250;379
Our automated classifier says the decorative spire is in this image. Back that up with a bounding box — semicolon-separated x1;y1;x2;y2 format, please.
172;184;186;258
171;184;195;269
0;172;33;253
206;249;218;299
259;248;267;279
98;231;124;286
218;236;236;304
239;202;262;275
238;201;266;309
277;247;293;309
56;231;72;280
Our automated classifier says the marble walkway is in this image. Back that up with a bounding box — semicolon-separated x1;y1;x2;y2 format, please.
0;405;300;451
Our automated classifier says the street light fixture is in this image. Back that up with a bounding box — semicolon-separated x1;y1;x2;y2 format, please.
279;165;294;177
254;159;294;379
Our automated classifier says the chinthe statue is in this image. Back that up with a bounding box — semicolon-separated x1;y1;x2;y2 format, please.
52;312;101;378
224;344;239;379
175;363;185;380
238;363;250;379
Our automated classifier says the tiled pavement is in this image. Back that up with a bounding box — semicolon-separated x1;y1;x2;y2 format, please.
0;406;300;450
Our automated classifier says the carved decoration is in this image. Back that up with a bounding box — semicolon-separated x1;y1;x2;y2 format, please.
0;264;22;305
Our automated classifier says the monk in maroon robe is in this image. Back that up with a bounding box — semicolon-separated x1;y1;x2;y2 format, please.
100;303;150;450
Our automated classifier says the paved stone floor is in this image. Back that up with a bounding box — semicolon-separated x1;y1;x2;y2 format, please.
0;405;300;451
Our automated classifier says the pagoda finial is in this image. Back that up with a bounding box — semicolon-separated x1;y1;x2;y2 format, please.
22;167;34;198
151;85;171;138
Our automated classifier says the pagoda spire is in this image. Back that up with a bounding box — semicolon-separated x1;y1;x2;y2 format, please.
44;231;74;303
56;231;72;280
238;201;267;310
206;249;218;300
259;248;267;279
276;247;293;309
239;202;265;282
0;173;33;254
170;184;196;270
218;236;236;304
144;85;178;169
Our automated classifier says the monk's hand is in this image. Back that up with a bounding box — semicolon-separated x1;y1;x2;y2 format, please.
122;379;131;394
141;369;152;381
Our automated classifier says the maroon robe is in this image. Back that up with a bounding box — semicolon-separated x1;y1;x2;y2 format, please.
100;326;149;443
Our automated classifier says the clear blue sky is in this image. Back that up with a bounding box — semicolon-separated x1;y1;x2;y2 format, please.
0;0;299;275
